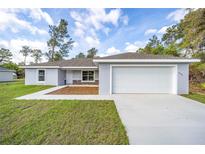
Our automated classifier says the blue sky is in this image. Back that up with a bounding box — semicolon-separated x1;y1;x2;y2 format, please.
0;8;187;63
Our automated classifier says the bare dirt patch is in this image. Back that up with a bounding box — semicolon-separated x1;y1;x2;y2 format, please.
47;86;99;95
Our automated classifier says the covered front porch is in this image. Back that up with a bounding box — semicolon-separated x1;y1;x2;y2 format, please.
59;67;99;86
55;68;99;95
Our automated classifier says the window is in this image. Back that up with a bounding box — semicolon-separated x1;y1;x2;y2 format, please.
38;70;45;81
82;71;94;82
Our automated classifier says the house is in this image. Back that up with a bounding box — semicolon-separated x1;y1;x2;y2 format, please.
0;67;15;82
22;52;200;95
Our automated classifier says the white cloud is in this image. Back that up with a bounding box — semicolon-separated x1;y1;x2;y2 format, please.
29;9;54;25
157;25;171;34
98;46;121;57
70;8;125;48
125;41;146;52
107;47;121;55
121;15;129;25
144;29;157;35
167;9;188;22
145;25;172;36
85;36;100;47
0;39;48;64
87;8;121;30
125;44;139;52
0;40;9;48
0;9;48;35
73;42;79;48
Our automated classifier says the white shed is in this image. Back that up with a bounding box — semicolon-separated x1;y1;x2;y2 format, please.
0;67;15;82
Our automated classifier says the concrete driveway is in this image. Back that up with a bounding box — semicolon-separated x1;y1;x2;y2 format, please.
113;94;205;145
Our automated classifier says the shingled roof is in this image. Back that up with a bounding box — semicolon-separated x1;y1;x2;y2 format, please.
28;58;96;67
94;52;189;59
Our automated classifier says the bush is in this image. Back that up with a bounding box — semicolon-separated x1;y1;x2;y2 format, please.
189;62;205;83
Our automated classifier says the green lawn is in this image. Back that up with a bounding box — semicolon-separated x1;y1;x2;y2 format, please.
0;80;128;145
182;93;205;104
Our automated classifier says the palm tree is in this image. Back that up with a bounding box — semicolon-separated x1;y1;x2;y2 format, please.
31;49;43;63
19;46;32;65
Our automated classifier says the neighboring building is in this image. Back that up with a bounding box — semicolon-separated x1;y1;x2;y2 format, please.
0;67;15;82
22;52;200;95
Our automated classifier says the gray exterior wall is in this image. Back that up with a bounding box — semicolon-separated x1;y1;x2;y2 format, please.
177;64;189;94
58;69;66;85
98;63;190;95
25;68;59;85
0;72;13;82
25;68;98;86
99;64;110;95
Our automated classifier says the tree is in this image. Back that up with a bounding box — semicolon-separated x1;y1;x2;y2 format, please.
143;35;163;54
31;49;43;63
162;24;183;46
46;19;74;61
147;35;161;48
192;52;205;62
53;53;63;61
179;9;205;56
87;48;98;58
0;48;12;64
75;52;85;58
136;48;144;53
164;43;180;57
19;46;32;65
152;44;164;55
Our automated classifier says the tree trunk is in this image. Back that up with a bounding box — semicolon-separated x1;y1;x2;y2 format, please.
24;56;26;65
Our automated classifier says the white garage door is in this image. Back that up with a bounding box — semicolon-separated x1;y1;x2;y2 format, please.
112;66;175;94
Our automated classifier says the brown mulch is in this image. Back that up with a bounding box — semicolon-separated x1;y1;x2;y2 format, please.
47;86;99;95
190;82;205;95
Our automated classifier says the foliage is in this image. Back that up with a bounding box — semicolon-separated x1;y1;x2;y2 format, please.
162;24;183;46
0;80;128;145
19;46;32;65
179;9;205;55
31;49;43;63
1;62;24;78
0;48;12;64
164;43;180;56
189;63;205;83
75;52;86;58
138;9;205;59
53;53;63;61
142;35;165;55
192;52;205;62
46;19;74;61
87;48;98;58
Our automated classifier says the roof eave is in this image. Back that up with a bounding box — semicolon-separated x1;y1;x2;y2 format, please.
93;59;201;63
20;66;98;69
20;66;60;69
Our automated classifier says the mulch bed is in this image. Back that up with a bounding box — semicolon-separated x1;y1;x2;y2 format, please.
47;86;99;95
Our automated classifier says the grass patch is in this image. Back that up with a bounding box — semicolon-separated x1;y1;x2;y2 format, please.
201;83;205;88
0;80;128;144
182;93;205;104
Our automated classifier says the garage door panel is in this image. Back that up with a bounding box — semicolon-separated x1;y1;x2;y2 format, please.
112;66;174;94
